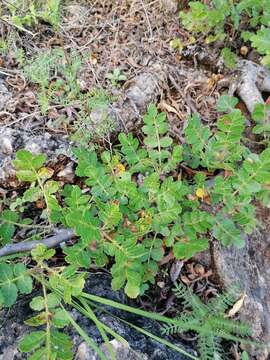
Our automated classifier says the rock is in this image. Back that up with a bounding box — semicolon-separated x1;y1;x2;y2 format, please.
0;79;12;111
0;127;71;188
0;345;19;360
212;205;270;359
0;135;13;155
75;340;148;360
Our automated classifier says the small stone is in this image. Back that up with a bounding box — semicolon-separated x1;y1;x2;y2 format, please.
75;341;94;360
0;345;18;360
25;142;42;154
0;136;13;155
75;340;148;360
170;260;184;282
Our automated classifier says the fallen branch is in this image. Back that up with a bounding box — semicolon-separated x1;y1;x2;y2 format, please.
0;229;75;257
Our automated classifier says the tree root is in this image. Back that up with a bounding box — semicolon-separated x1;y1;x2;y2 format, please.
0;229;74;257
229;60;270;117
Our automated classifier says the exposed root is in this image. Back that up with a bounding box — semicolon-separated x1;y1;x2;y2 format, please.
230;60;270;118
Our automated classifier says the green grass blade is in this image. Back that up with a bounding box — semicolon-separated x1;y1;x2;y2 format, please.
60;306;107;360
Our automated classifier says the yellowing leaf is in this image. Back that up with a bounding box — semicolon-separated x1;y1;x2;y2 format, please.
196;188;207;199
37;167;54;181
114;163;125;175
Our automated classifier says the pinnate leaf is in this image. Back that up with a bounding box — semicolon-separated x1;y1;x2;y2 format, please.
19;331;46;352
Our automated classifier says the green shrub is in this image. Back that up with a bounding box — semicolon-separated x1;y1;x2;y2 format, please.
0;98;268;358
1;99;270;299
179;0;270;67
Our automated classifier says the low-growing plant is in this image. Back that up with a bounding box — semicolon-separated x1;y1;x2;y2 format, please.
106;68;127;87
71;87;116;145
22;48;115;143
1;99;270;298
179;0;270;67
1;0;61;29
0;99;269;358
0;100;270;297
23;48;82;114
162;283;255;360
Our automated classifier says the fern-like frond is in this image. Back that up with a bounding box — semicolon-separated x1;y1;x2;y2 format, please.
189;292;210;318
209;316;251;337
208;285;239;314
162;313;199;335
173;282;191;303
197;333;221;360
174;282;211;317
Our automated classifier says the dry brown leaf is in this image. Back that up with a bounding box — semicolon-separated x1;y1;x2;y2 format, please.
180;275;191;285
226;292;246;318
159;101;182;118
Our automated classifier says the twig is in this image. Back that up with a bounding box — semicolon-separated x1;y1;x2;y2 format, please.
1;110;41;129
140;0;153;39
0;17;36;36
0;69;17;77
0;229;75;257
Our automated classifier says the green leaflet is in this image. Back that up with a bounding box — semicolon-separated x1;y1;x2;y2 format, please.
19;330;73;360
221;48;237;69
65;209;101;244
173;238;209;259
252;103;270;135
64;242;92;268
250;27;270;66
30;293;61;312
0;210;19;245
63;185;91;209
0;263;32;307
182;211;214;238
232;149;270;195
13;150;46;182
217;95;238;113
185;114;210;155
19;331;46;352
142;103;175;171
213;217;245;248
118;132;148;171
185;100;246;170
99;202;123;228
